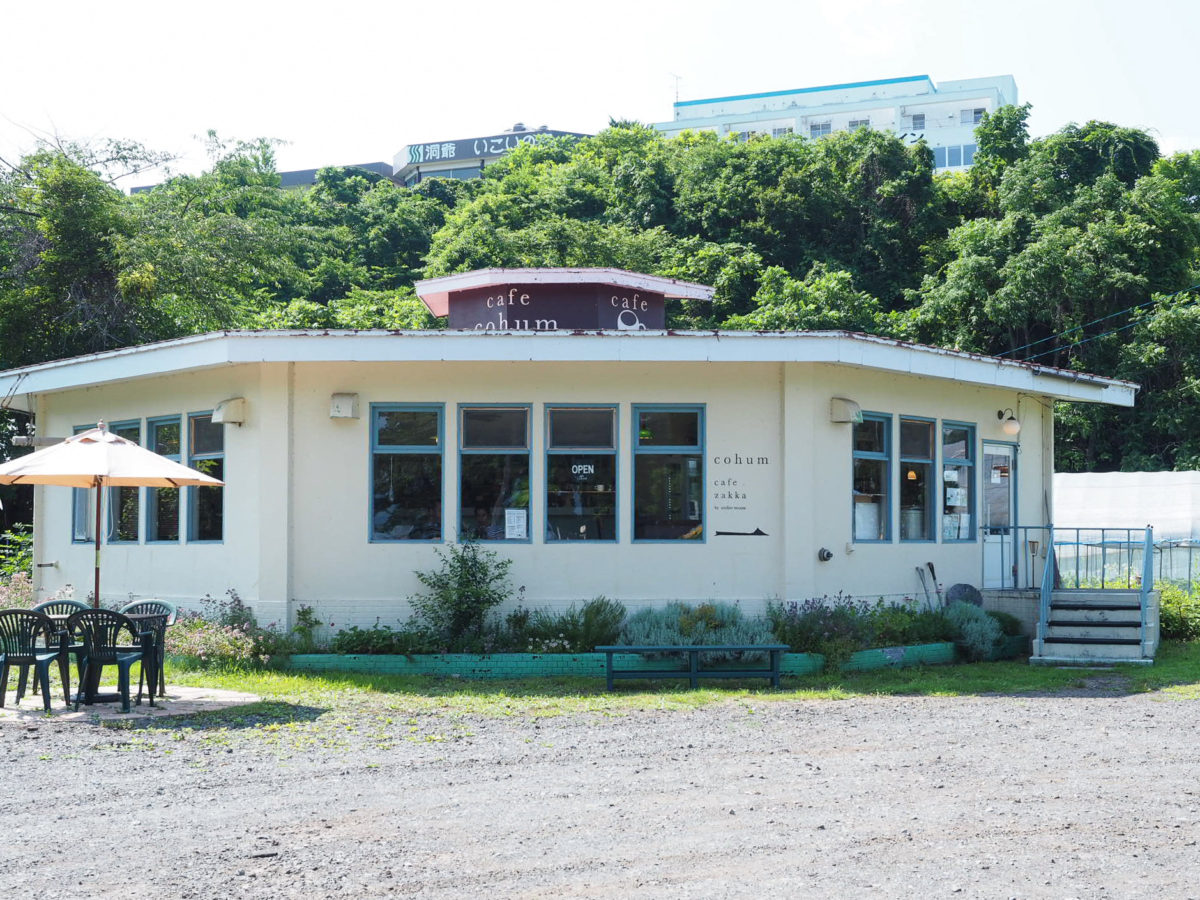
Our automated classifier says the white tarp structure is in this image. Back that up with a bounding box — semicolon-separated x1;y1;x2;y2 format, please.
1053;471;1200;540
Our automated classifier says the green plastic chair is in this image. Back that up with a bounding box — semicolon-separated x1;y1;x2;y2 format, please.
66;610;152;713
120;600;177;700
31;598;91;697
0;610;63;711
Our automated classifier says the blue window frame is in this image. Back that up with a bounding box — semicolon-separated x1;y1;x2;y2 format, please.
370;404;444;542
852;413;891;542
70;424;92;543
545;406;617;542
458;405;531;542
187;412;224;542
942;421;976;541
147;416;182;543
899;417;935;542
633;405;704;542
106;420;141;543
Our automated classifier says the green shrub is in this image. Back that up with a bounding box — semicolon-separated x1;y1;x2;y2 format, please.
330;622;438;655
0;525;32;579
621;602;775;661
167;590;292;669
526;596;627;652
1160;585;1200;642
410;542;513;650
767;596;955;670
946;601;1002;661
0;570;35;608
986;609;1025;637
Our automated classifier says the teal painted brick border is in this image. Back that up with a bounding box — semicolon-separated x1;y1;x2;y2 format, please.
841;642;956;672
285;651;826;680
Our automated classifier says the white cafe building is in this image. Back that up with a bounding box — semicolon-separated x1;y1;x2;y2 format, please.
0;268;1136;628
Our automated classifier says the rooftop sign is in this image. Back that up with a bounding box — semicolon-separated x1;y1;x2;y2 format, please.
400;129;590;169
415;268;714;331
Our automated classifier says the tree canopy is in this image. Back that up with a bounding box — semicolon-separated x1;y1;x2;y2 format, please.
2;115;1198;472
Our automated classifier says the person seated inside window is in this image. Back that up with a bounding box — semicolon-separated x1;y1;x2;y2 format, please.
472;505;504;540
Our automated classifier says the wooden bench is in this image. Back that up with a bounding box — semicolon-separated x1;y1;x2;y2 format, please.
594;644;790;690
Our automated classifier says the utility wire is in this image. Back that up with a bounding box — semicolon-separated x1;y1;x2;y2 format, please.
998;281;1200;359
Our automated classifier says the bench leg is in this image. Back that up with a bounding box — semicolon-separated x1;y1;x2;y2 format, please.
605;652;614;692
688;650;699;689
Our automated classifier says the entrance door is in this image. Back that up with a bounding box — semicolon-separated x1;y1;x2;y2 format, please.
982;443;1017;588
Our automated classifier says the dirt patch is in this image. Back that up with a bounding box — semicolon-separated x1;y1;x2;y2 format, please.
3;687;1197;898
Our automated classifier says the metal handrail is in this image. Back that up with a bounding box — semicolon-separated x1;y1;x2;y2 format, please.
1140;526;1154;656
1038;525;1055;654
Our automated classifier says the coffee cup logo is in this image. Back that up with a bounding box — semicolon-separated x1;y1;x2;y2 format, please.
617;309;646;331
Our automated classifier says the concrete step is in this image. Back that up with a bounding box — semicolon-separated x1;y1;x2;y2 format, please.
1048;606;1141;624
1030;654;1155;667
1050;590;1141;609
1045;623;1142;642
1035;640;1146;659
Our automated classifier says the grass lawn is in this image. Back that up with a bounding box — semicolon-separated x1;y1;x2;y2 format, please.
156;640;1200;729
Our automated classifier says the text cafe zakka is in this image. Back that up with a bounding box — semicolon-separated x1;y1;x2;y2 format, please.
0;267;1136;631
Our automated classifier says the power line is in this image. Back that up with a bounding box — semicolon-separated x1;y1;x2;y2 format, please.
998;282;1200;359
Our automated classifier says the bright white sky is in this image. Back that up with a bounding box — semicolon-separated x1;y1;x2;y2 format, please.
3;0;1197;189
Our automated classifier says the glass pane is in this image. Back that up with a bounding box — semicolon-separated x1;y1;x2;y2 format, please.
190;415;223;455
547;455;616;541
853;458;888;541
549;408;614;449
150;487;179;541
72;488;90;542
638;411;699;448
113;423;139;444
943;426;972;459
634;453;703;540
899;462;931;541
948;146;962;167
372;454;442;540
942;463;973;540
109;486;139;542
460;454;530;540
900;420;933;459
933;146;947;168
964;143;976;165
376;409;439;448
462;408;527;449
192;458;223;540
853;418;886;454
152;420;181;457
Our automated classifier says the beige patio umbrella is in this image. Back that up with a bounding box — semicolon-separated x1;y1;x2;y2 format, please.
0;422;224;606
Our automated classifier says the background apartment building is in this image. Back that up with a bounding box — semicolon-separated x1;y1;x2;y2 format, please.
653;74;1018;171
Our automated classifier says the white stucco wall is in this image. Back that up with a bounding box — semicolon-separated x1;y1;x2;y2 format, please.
27;354;1052;629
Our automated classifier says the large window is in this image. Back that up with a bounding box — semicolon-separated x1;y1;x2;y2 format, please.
633;406;703;541
147;416;181;542
961;107;985;125
809;121;832;138
852;414;891;542
371;405;443;542
899;418;934;542
107;420;141;543
942;422;976;541
71;424;92;543
459;406;530;541
188;413;224;542
546;407;616;542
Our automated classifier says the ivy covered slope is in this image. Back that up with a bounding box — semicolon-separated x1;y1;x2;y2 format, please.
2;113;1200;471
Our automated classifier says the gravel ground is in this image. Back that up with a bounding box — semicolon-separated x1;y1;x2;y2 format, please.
2;679;1198;899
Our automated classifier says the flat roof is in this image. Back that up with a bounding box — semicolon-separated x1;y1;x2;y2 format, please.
0;329;1137;413
414;268;715;317
674;75;933;109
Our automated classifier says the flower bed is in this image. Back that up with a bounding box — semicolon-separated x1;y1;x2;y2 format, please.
286;650;825;680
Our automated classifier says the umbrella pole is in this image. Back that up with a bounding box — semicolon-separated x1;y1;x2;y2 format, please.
93;479;102;608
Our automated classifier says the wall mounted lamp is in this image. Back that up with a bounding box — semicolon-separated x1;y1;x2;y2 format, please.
997;408;1021;436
